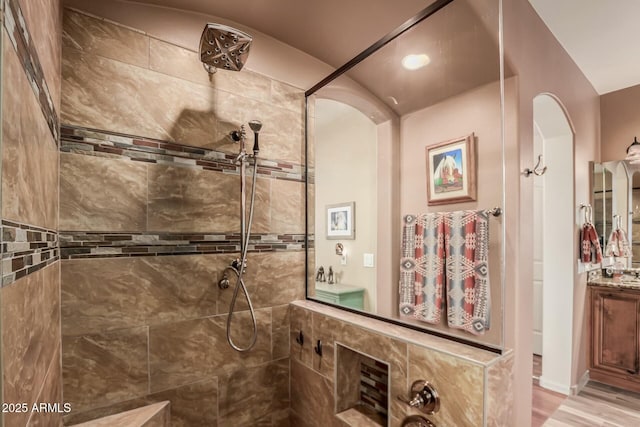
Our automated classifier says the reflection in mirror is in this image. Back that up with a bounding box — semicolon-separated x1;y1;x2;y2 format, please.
593;163;613;252
614;163;630;266
313;99;378;311
593;160;640;268
306;0;506;349
633;173;640;265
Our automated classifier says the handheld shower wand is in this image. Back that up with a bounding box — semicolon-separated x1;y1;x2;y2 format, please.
220;119;262;353
248;120;262;155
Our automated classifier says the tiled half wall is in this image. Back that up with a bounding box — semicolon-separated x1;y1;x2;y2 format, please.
290;301;514;427
60;7;305;426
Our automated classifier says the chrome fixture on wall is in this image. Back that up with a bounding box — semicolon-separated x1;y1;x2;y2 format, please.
400;415;436;427
248;120;262;154
217;120;263;352
199;23;252;74
398;380;440;415
523;154;548;177
486;207;502;217
580;203;593;224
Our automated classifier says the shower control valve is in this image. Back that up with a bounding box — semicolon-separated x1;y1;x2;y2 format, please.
218;273;230;289
231;258;247;273
229;125;246;143
398;380;440;415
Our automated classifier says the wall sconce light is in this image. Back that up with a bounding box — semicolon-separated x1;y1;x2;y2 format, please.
626;136;640;163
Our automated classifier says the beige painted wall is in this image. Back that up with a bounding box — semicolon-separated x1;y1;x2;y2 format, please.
601;83;640;162
375;118;401;318
504;0;601;424
314;99;378;311
400;78;506;347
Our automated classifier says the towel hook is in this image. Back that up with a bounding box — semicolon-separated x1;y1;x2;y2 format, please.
523;155;547;177
614;214;621;230
580;204;592;224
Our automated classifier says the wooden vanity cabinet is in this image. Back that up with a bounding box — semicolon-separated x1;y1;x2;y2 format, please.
589;286;640;392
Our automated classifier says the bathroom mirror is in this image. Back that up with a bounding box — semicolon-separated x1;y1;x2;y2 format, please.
306;0;507;350
592;160;640;267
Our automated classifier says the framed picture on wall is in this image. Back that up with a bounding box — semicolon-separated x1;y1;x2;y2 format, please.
326;202;355;239
426;133;477;205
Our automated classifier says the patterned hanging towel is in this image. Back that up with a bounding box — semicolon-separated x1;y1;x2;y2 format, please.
443;210;491;335
605;228;631;258
399;213;445;324
580;223;603;263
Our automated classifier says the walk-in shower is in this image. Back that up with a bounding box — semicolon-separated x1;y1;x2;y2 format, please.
199;23;252;74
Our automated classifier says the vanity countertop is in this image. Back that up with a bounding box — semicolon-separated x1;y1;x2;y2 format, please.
588;277;640;290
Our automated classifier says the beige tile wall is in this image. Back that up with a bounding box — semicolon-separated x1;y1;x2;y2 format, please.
289;300;514;427
18;0;62;110
1;1;62;426
2;30;59;230
61;256;223;335
1;263;61;427
63;327;150;412
60;152;306;234
63;380;219;426
61;9;304;164
59;153;147;232
59;8;304;425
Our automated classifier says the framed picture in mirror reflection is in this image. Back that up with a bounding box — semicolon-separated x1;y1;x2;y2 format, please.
326;202;355;239
426;133;477;205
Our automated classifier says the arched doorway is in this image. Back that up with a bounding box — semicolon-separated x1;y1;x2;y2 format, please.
532;93;575;394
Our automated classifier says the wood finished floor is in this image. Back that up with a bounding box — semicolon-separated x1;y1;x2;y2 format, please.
533;383;566;427
545;382;640;426
532;355;640;426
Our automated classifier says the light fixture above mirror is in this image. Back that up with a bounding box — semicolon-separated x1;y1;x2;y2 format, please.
625;136;640;163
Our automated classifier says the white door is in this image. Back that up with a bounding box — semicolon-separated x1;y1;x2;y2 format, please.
532;125;543;356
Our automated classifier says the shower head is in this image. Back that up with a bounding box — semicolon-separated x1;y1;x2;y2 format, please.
248;120;262;133
248;120;262;155
199;23;252;74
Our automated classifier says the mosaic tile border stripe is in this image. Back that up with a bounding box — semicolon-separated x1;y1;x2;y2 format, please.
2;220;59;287
61;125;305;182
4;0;60;144
60;231;307;259
360;358;389;417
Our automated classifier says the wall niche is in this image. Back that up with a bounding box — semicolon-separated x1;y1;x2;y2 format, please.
336;343;390;426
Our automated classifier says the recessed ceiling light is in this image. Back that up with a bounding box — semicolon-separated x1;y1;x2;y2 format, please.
402;53;430;70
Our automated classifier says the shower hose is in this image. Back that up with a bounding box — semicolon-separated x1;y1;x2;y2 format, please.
224;156;259;352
